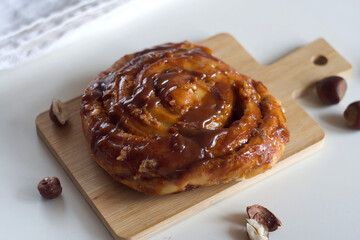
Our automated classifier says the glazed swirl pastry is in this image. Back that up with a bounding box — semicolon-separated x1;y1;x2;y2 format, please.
81;42;289;195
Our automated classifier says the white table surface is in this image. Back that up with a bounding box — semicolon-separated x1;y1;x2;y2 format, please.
1;0;359;239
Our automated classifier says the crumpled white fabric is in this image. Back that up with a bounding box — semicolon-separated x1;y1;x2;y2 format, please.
0;0;130;71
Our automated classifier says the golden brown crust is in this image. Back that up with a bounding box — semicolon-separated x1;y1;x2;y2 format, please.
80;42;289;195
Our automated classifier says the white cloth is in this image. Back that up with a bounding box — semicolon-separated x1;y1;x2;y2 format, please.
0;0;130;71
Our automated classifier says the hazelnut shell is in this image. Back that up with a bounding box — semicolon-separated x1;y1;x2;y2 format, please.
247;204;282;232
344;101;360;129
316;76;347;105
49;99;69;126
37;177;62;199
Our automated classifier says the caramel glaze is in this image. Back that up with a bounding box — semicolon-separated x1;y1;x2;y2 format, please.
81;42;289;194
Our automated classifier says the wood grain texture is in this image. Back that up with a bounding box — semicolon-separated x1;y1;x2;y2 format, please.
36;33;352;240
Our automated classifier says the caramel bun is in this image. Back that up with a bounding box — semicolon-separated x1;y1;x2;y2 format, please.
81;42;289;194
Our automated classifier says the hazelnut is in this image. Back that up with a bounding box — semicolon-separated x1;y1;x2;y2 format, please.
37;177;62;199
246;218;269;240
247;204;282;232
316;76;347;105
344;101;360;129
49;99;69;126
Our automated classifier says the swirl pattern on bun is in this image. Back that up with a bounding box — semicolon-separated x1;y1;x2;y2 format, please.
81;42;289;194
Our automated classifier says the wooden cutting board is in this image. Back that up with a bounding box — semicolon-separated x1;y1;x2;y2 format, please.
36;33;351;240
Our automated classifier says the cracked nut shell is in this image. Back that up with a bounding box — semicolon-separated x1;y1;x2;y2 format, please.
247;204;282;232
344;101;360;129
49;99;69;126
37;177;62;199
316;76;347;105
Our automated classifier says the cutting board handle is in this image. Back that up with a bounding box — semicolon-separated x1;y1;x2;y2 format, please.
205;34;352;101
265;38;352;99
